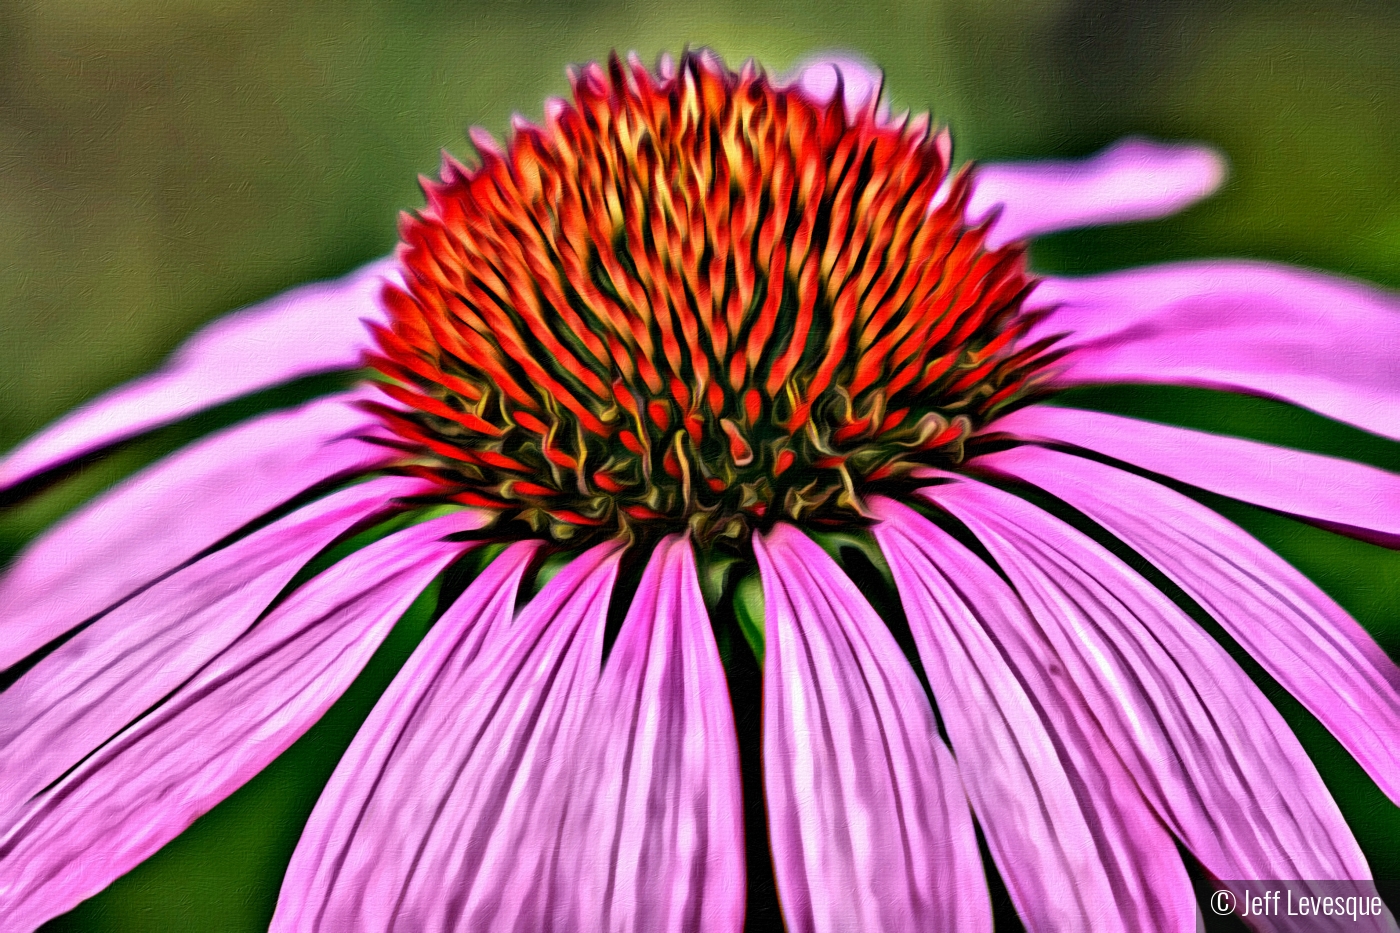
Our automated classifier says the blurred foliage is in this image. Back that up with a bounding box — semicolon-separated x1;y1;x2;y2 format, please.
0;0;1397;929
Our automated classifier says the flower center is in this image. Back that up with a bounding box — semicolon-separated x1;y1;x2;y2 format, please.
367;52;1049;545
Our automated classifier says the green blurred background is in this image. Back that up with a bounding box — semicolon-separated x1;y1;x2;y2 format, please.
1;0;1398;929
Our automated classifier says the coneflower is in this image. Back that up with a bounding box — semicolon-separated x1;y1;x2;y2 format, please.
1;51;1397;933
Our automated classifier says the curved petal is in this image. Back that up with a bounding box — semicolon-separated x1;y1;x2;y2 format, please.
927;480;1380;904
977;445;1400;807
970;138;1226;248
0;512;475;933
991;406;1400;547
788;53;884;116
0;257;398;492
272;540;538;933
872;498;1195;933
755;524;989;933
0;390;398;671
1030;261;1400;442
0;475;440;820
572;535;744;933
275;540;622;933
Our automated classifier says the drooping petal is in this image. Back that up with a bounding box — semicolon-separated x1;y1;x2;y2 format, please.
0;512;475;933
1029;261;1400;441
970;138;1226;248
927;479;1382;908
0;390;398;671
272;540;538;933
0;258;398;493
989;405;1400;547
977;445;1400;807
0;475;440;820
754;524;989;933
871;498;1195;933
574;535;744;933
275;540;621;933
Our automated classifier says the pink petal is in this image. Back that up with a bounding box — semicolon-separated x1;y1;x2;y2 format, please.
272;540;538;933
970;138;1227;248
274;541;622;933
1030;261;1400;441
0;513;476;932
0;475;440;821
755;524;989;933
872;498;1195;933
978;445;1400;807
0;257;398;492
927;480;1381;902
0;390;398;672
788;53;884;115
574;535;744;933
789;76;1223;249
989;405;1400;547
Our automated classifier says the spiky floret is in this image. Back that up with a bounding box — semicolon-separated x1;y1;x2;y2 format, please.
367;51;1052;545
